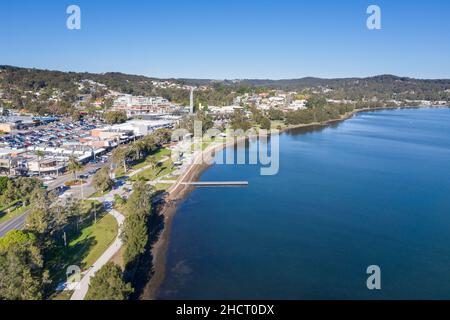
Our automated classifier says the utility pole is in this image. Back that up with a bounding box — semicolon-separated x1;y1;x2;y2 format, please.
190;87;195;114
80;177;84;201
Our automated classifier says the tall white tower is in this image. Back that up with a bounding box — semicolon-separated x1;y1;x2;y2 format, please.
189;87;195;114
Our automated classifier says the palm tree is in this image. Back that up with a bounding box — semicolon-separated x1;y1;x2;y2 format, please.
35;150;45;177
112;146;130;173
143;135;157;153
148;157;159;179
67;156;82;181
131;141;145;162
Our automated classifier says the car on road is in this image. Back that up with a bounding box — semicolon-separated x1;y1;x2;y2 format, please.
88;168;101;175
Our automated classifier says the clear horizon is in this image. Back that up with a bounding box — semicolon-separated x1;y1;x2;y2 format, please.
1;0;450;79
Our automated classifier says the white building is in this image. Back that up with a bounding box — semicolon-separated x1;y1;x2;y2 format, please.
113;94;172;116
102;119;174;137
287;100;307;110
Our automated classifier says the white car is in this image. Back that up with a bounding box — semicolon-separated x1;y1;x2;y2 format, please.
42;176;56;181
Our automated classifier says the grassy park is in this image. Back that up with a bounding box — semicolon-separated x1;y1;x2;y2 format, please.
115;148;171;178
48;201;118;289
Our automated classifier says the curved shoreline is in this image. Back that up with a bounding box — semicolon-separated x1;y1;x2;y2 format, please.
140;105;446;299
141;136;240;299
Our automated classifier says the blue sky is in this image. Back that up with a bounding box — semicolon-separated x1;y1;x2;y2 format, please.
0;0;449;79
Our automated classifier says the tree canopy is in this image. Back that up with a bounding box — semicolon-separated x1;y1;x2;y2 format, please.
0;230;48;300
85;262;133;300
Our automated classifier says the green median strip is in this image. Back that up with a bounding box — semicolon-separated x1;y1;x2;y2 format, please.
0;203;30;225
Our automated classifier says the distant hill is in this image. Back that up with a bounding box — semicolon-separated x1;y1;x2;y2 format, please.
1;65;449;106
179;75;450;101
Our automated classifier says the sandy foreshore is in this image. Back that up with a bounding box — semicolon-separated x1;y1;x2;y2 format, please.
140;136;245;299
140;105;438;299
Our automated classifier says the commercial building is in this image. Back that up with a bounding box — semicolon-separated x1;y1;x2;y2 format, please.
113;94;173;116
93;119;174;138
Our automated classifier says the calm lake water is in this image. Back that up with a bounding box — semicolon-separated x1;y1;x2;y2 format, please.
157;108;450;299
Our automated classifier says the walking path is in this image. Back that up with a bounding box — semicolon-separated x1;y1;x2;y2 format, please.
69;158;165;300
67;154;174;299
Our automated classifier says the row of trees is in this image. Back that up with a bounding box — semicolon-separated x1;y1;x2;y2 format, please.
85;181;154;300
104;111;127;124
177;110;214;134
84;131;172;299
284;99;385;126
249;106;271;130
221;95;390;131
121;181;153;268
111;129;172;174
0;188;94;299
0;177;41;209
0;182;131;300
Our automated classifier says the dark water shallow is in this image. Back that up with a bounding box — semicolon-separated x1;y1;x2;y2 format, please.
157;108;450;299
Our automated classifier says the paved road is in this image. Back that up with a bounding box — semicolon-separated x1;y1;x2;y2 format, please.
0;213;28;238
0;161;110;238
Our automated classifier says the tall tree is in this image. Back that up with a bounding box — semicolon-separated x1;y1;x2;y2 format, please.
85;262;133;300
0;231;48;300
112;146;131;173
121;182;152;267
92;167;114;193
67;156;82;180
104;111;127;124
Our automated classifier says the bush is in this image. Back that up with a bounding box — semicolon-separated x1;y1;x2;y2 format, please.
85;262;133;300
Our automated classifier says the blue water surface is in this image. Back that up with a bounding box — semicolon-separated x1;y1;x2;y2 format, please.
158;108;450;299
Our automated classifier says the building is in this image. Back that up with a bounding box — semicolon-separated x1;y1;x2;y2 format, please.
0;123;16;133
27;158;66;176
97;119;174;137
113;94;172;116
287;100;307;110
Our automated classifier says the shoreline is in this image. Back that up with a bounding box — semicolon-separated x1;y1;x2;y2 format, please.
141;136;242;299
140;105;445;299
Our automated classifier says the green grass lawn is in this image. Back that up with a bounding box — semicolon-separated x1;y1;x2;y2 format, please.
154;183;173;192
130;158;175;182
48;204;118;290
88;190;108;199
68;213;118;268
0;204;30;225
115;148;171;178
271;120;287;130
152;147;171;162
